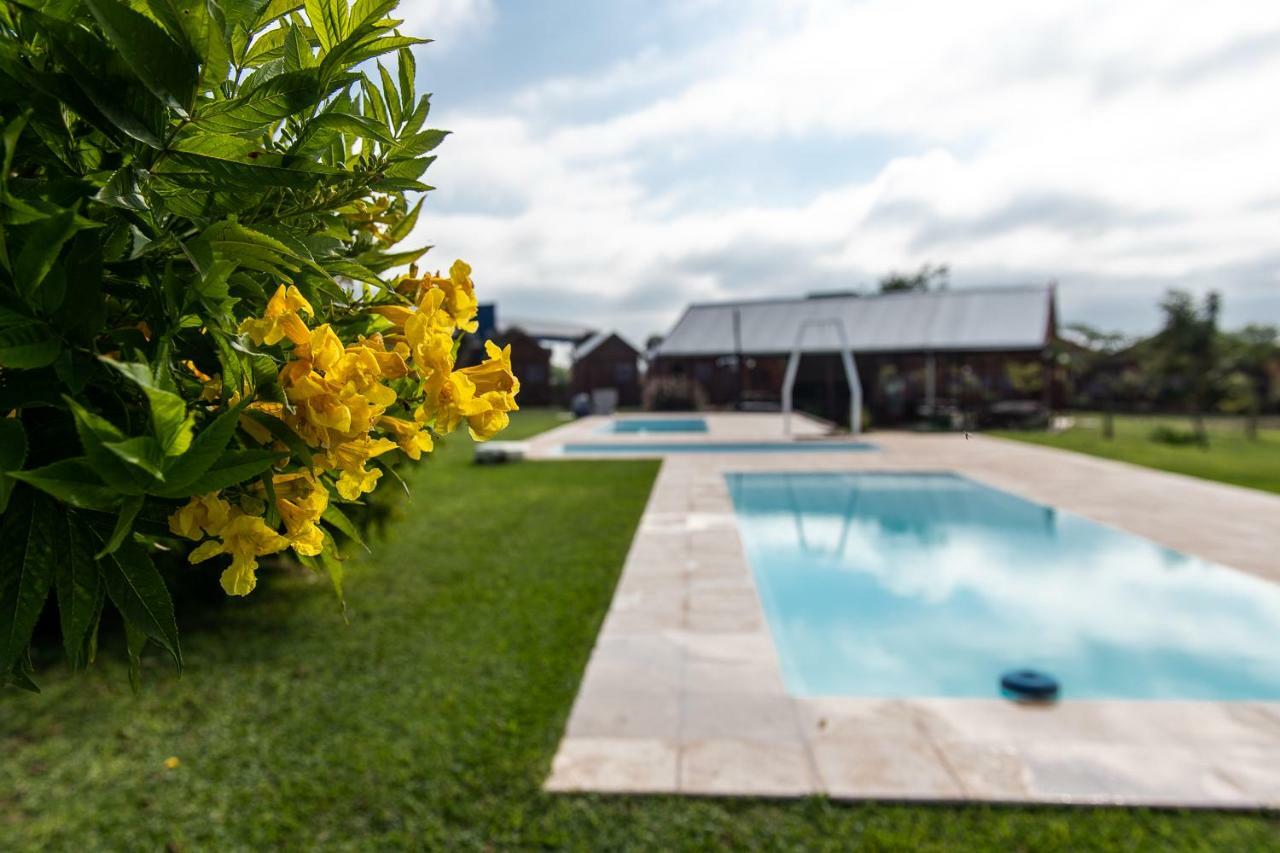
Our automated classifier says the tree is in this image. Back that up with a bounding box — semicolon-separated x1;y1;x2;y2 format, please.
1061;323;1133;439
1218;325;1278;440
1148;289;1220;444
878;262;949;293
0;0;518;690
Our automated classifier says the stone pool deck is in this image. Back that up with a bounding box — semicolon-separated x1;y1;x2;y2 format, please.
529;414;1280;807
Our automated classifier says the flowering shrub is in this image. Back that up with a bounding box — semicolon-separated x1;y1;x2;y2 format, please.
0;0;516;689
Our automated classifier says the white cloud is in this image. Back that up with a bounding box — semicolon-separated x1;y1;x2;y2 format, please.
409;0;1280;342
397;0;495;48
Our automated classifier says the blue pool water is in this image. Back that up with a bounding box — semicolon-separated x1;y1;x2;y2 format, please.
563;441;877;454
726;471;1280;700
607;418;708;433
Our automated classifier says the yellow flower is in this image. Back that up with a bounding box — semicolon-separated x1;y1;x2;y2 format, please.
435;260;479;334
272;471;328;557
164;756;181;770
378;415;434;460
404;289;457;376
182;359;222;402
238;285;313;347
458;340;520;441
322;436;398;500
188;511;290;597
302;324;345;372
368;304;415;329
419;370;489;436
168;493;231;541
466;408;510;441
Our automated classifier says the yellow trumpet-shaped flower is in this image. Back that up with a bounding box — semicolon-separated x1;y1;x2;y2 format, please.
239;285;313;347
419;370;490;436
187;511;290;597
322;436;398;500
168;493;232;541
272;471;329;557
466;408;510;441
300;324;345;372
378;415;434;460
460;341;520;413
404;289;457;377
436;260;480;334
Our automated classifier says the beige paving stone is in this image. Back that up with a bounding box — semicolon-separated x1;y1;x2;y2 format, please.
812;734;963;800
679;739;817;796
545;737;678;793
684;659;788;696
567;684;681;739
685;609;763;633
682;692;804;744
934;741;1034;800
795;698;923;740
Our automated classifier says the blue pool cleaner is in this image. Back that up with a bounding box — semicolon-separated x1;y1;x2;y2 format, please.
1000;669;1060;701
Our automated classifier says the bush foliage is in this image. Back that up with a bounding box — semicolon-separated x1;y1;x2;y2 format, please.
0;0;517;690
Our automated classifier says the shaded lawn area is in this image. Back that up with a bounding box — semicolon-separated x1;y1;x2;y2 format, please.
3;410;1277;850
992;414;1280;496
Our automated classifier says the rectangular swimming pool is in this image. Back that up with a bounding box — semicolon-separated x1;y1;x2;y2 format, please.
563;441;877;454
605;418;708;434
726;471;1280;700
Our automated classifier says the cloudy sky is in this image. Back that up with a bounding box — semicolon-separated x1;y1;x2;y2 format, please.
399;0;1280;345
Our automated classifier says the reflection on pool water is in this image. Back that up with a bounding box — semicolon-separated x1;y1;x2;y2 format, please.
606;418;708;433
726;471;1280;700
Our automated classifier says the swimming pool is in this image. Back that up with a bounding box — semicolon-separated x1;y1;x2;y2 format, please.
563;441;877;454
726;471;1280;700
605;418;708;434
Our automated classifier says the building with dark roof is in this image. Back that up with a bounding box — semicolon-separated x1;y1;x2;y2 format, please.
571;331;642;407
649;285;1059;426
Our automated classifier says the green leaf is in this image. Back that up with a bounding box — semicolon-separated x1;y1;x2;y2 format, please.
9;458;121;510
321;503;368;553
0;491;56;677
85;0;198;115
65;397;149;495
304;0;347;52
243;24;290;66
157;151;337;190
394;128;449;158
291;111;392;155
377;62;401;127
160;399;250;491
101;360;196;457
52;511;104;670
397;47;415;116
156;448;285;498
95;167;149;212
96;494;144;558
94;532;181;672
385;196;422;247
124;617;146;693
194;69;323;133
15;209;80;302
103;436;166;482
0;418;27;514
0;317;61;368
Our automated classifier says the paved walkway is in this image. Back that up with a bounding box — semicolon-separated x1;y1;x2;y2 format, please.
530;415;1280;806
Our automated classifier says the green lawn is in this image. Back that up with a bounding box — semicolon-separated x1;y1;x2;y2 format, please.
991;414;1280;496
3;410;1276;850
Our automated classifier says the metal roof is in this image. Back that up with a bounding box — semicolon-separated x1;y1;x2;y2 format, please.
655;285;1054;357
502;316;597;342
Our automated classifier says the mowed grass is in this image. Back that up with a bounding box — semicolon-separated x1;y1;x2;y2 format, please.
992;413;1280;496
3;410;1277;850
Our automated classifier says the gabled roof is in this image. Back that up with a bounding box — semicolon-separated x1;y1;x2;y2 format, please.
573;331;639;361
501;316;597;342
655;285;1054;357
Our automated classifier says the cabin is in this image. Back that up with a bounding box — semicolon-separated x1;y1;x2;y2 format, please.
647;285;1059;427
571;332;642;408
